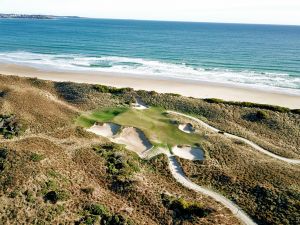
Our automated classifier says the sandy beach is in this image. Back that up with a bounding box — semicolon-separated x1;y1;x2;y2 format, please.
1;63;299;109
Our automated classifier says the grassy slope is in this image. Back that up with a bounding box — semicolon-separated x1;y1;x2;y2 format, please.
1;74;299;225
0;75;238;225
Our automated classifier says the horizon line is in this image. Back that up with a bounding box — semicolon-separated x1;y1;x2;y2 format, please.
1;12;300;26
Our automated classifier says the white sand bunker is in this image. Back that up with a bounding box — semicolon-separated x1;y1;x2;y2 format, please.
172;145;204;160
178;123;195;133
114;127;153;156
87;122;121;138
132;98;148;110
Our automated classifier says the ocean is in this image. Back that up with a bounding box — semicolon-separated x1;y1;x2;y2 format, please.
0;18;300;95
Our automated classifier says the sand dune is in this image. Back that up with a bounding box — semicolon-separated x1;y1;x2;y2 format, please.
172;145;204;160
178;123;195;133
114;127;153;156
87;122;120;138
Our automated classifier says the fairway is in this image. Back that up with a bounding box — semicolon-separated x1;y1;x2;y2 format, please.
77;107;203;147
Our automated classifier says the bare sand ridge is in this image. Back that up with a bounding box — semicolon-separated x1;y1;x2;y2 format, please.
1;63;300;108
178;123;195;133
172;145;204;160
87;122;121;138
113;127;153;156
132;97;149;110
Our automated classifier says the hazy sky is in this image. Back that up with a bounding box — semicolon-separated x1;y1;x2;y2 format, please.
1;0;300;25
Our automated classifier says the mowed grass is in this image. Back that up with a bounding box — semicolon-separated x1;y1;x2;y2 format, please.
76;107;128;127
77;107;203;147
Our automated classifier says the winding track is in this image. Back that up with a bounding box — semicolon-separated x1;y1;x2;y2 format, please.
168;155;256;225
167;111;300;164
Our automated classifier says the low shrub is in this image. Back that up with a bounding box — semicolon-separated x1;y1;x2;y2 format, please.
161;193;213;220
93;84;133;95
77;203;133;225
256;110;268;120
0;114;22;139
86;204;110;216
44;190;69;204
93;144;139;193
81;187;94;195
0;148;8;172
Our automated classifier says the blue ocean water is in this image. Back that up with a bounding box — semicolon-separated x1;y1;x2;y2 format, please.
0;18;300;94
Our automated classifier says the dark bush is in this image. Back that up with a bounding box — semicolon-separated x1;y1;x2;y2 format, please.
0;114;22;139
161;193;213;220
93;84;133;95
0;148;8;172
256;110;268;120
54;82;91;103
81;187;94;195
44;190;69;204
44;191;59;204
86;204;110;216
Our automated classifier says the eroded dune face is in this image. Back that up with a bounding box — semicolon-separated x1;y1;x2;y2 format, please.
132;98;148;110
172;145;204;161
114;127;153;155
178;123;195;133
87;122;121;138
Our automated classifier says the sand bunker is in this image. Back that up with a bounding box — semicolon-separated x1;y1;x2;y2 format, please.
132;98;148;110
87;122;121;138
172;145;204;160
114;127;153;156
178;123;195;133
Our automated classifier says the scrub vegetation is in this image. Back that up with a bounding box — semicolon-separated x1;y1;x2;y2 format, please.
0;75;299;225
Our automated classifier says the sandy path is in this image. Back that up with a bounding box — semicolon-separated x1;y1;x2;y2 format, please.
168;155;256;225
168;111;300;164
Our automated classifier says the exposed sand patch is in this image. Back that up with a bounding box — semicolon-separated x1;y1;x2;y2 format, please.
114;127;153;156
172;145;204;160
132;97;148;110
178;123;195;133
87;122;121;138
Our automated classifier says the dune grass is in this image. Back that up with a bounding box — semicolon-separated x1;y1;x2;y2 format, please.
77;107;203;147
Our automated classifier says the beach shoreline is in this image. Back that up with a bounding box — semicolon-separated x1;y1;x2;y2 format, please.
1;63;299;109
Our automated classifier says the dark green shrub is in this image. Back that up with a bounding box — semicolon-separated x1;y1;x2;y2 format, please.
81;187;94;195
86;204;110;216
44;190;69;204
93;85;133;95
161;193;213;219
0;114;22;139
256;110;268;120
204;98;225;104
0;148;8;172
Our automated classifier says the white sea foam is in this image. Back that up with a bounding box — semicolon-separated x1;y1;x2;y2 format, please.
0;51;300;95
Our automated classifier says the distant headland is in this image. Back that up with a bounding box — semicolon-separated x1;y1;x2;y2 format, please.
0;13;80;19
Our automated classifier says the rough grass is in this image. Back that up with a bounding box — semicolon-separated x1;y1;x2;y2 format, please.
1;75;299;225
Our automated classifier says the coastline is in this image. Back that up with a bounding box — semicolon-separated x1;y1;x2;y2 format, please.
1;63;299;109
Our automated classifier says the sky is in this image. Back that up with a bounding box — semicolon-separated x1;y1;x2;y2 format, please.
1;0;300;25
